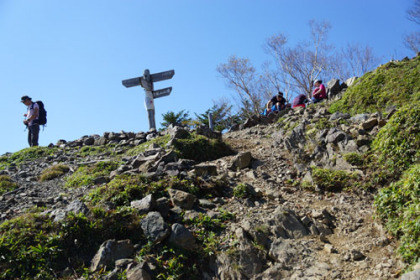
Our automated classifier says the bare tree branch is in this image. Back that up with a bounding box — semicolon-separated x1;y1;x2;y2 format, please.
217;56;263;117
407;0;420;25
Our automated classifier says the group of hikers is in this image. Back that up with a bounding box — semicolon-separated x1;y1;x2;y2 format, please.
20;81;326;148
263;80;327;116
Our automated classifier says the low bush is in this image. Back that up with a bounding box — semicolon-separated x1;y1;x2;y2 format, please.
374;164;420;266
0;175;18;195
311;167;360;192
371;103;420;180
39;164;70;182
172;134;234;162
65;161;120;188
329;56;420;115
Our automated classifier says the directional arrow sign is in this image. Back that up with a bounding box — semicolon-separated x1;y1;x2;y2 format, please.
122;77;141;88
151;70;175;83
153;87;172;99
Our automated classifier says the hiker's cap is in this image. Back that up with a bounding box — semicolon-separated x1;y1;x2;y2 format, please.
21;95;32;102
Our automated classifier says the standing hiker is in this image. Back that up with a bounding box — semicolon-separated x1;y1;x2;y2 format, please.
21;95;40;147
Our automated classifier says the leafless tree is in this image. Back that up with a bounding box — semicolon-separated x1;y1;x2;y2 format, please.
407;0;420;25
404;0;420;54
259;61;294;103
404;32;420;53
216;55;263;118
343;43;380;77
265;20;332;98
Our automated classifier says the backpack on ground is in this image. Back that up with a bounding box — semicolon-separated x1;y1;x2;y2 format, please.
32;101;47;125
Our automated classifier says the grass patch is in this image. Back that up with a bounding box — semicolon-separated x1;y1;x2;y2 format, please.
124;134;171;156
39;164;70;182
311;167;360;192
0;175;18;195
343;152;364;166
171;133;234;162
85;174;167;207
0;146;57;170
374;164;420;266
371;103;420;180
0;208;144;280
330;56;420;115
65;161;120;188
233;183;251;198
75;145;116;157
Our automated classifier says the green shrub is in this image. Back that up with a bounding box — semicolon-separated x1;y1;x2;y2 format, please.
85;174;162;207
0;175;18;195
0;214;61;280
371;103;420;179
172;134;234;162
65;161;120;188
344;152;364;166
311;168;360;192
0;146;57;170
0;209;144;279
233;183;250;198
374;164;420;265
330;56;420;115
125;135;171;156
39;164;70;182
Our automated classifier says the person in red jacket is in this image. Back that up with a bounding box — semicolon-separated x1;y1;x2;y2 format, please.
311;80;326;103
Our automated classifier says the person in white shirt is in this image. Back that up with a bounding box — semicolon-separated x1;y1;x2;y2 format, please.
21;95;39;147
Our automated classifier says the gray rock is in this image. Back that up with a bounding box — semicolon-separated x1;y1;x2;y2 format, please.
167;188;197;210
345;77;358;87
269;238;299;264
327;79;341;98
350;249;365;261
131;194;156;214
83;137;95;146
140;211;170;243
326;130;347;144
67;199;89;214
401;268;420;280
356;135;370;146
361;118;378;130
194;164;218;176
155;197;170;217
229;152;253;170
350;114;369;124
329;112;351;121
126;264;152;280
199;199;216;209
169;223;196;251
90;239;134;272
272;207;309;239
167;125;190;139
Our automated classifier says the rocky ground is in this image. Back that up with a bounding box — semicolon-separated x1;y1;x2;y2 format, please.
0;100;415;279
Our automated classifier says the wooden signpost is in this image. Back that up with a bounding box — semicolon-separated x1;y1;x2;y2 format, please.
122;69;175;131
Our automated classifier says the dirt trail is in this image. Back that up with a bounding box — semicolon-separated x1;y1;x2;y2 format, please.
220;127;403;279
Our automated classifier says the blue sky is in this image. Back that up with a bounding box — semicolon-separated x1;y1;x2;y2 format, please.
0;0;418;155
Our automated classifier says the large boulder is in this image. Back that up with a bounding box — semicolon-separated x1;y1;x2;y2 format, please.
169;223;196;251
327;79;341;98
140;211;170;243
229;152;253;170
130;194;156;214
167;188;197;210
90;239;134;272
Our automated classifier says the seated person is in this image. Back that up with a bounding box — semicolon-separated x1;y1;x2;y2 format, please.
292;94;308;108
311;80;327;103
266;92;286;113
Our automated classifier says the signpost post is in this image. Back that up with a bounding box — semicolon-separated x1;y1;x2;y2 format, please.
122;69;175;131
